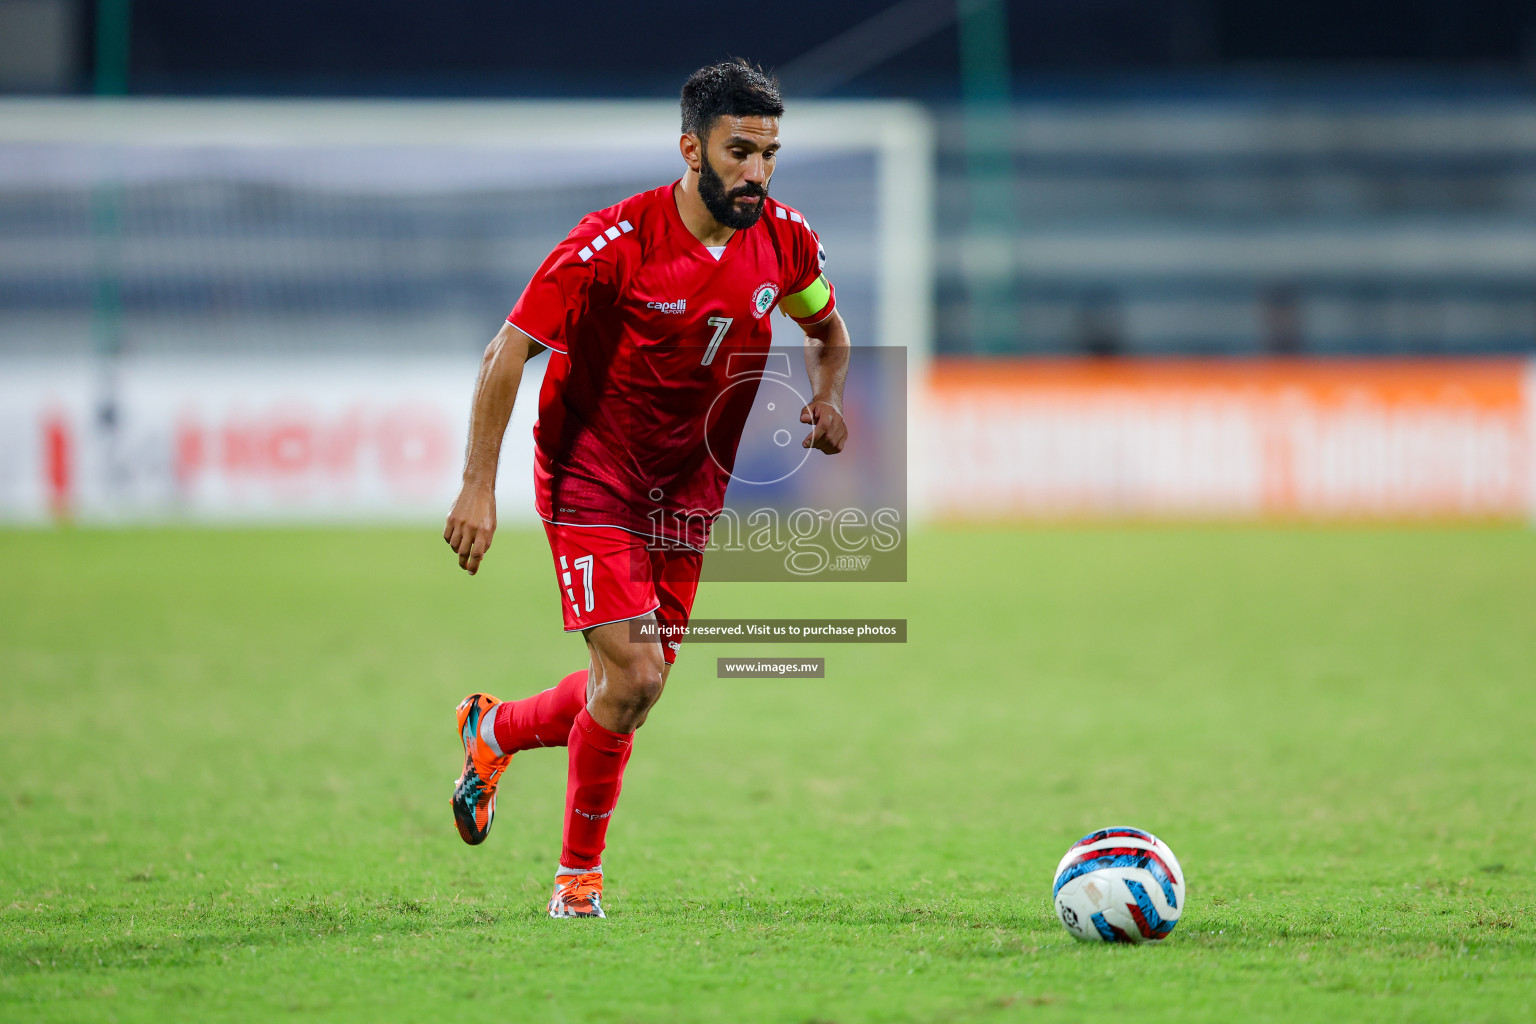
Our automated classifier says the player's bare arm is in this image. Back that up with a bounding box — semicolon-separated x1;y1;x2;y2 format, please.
444;321;545;575
800;309;850;454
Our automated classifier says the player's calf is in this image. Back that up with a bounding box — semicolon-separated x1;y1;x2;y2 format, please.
491;669;589;751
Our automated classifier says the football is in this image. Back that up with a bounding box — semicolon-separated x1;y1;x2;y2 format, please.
1052;827;1185;943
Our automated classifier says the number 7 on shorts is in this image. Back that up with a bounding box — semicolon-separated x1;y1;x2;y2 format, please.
572;555;595;613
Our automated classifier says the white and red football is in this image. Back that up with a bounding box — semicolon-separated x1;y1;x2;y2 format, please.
1052;827;1185;943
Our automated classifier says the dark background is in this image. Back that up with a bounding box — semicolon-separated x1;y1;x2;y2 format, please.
62;0;1536;97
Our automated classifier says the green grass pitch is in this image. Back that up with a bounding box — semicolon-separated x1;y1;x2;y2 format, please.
2;525;1534;1022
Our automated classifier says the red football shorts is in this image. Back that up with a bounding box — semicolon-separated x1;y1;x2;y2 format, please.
541;520;703;664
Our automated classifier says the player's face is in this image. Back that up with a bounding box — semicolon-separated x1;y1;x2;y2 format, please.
696;115;779;229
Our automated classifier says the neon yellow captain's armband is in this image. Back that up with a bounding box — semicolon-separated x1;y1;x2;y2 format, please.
778;274;832;320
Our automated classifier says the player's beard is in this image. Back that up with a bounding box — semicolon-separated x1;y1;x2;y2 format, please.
698;149;768;229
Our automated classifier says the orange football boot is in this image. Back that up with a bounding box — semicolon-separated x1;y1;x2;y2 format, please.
548;869;605;918
451;693;511;845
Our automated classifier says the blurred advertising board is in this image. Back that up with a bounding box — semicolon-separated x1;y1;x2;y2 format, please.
0;357;537;523
925;359;1536;521
4;356;1535;524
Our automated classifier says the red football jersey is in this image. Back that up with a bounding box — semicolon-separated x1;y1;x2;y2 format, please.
508;181;835;551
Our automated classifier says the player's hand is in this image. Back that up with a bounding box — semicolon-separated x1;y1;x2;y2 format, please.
444;482;497;575
800;400;847;454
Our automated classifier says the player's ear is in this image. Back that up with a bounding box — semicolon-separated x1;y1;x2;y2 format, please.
679;132;703;172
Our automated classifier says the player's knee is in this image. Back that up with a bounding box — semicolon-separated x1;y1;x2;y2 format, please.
595;644;669;718
606;655;665;715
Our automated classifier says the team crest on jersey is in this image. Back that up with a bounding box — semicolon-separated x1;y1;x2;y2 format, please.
751;282;779;319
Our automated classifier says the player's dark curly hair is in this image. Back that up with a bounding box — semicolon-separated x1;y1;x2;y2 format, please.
680;60;784;140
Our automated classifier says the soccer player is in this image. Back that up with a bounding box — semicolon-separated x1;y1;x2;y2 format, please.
442;60;850;919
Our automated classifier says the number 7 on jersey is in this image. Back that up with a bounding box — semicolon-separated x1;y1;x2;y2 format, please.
702;316;732;366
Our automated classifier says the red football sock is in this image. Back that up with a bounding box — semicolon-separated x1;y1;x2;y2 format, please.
491;669;588;753
559;708;634;870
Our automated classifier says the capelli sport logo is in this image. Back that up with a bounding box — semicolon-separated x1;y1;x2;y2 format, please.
751;282;779;319
646;299;687;314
